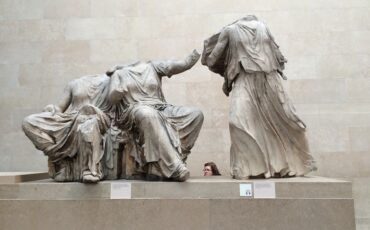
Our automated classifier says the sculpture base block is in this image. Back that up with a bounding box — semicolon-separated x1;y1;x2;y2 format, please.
0;171;49;184
0;176;355;230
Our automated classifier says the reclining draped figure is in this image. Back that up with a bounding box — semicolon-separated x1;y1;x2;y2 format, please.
22;50;203;183
202;16;317;179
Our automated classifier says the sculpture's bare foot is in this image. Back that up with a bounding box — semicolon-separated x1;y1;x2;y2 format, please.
264;171;272;179
82;174;100;183
277;171;297;178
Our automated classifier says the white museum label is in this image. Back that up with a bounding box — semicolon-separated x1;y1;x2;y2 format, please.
239;183;253;197
110;182;132;199
253;182;276;198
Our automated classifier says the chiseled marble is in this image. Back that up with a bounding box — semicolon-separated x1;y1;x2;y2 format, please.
0;0;369;228
0;177;356;230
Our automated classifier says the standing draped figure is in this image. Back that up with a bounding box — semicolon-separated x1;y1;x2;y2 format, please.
202;16;316;179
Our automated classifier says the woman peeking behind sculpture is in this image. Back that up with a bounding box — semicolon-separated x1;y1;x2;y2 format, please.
202;15;316;179
203;162;221;176
22;50;203;183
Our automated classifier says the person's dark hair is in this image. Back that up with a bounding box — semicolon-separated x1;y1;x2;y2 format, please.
204;162;221;176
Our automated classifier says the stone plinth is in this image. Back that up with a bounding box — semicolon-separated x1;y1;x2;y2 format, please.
0;172;48;184
0;176;356;230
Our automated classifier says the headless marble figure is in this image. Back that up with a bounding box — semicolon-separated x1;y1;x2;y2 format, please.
23;74;112;183
23;50;203;182
108;50;204;181
202;16;317;179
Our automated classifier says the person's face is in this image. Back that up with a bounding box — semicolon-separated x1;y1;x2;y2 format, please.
203;166;213;176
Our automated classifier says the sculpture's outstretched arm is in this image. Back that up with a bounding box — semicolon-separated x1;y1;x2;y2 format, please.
152;50;200;77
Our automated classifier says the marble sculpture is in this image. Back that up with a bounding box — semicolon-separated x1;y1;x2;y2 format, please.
202;15;317;179
22;50;203;183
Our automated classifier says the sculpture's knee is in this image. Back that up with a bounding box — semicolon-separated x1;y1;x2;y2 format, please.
135;107;159;121
134;106;161;131
22;115;35;134
192;108;204;125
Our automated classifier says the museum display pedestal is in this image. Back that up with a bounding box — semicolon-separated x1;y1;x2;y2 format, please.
0;172;49;184
0;176;355;230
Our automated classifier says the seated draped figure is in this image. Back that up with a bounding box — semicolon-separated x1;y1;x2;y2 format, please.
22;50;203;183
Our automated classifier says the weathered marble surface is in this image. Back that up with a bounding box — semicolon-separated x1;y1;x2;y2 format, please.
107;50;203;182
22;74;113;183
22;50;203;183
0;177;356;230
202;16;317;179
0;176;353;200
1;1;369;228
